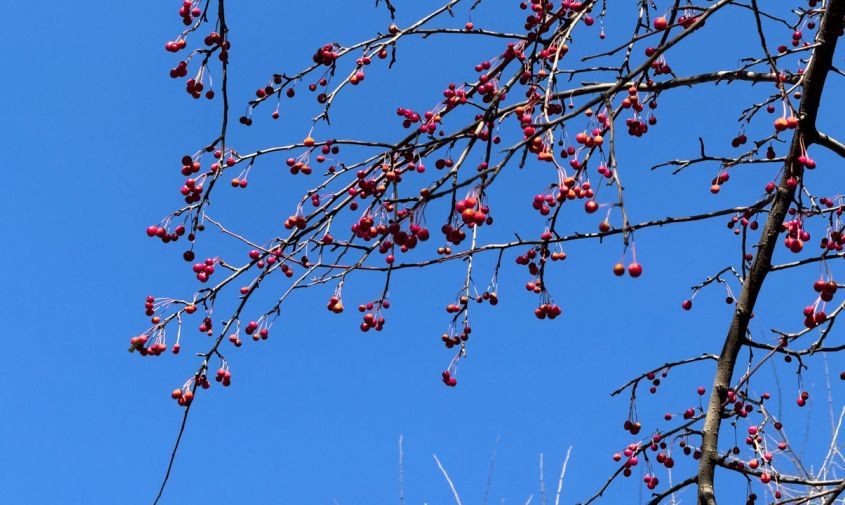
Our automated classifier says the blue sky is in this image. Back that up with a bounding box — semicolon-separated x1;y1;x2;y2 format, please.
2;1;845;504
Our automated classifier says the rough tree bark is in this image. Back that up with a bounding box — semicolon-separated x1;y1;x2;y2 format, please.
697;2;845;504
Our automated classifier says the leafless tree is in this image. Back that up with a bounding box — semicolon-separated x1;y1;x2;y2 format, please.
136;1;845;503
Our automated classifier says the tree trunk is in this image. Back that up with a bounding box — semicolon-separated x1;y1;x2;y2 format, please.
697;3;845;503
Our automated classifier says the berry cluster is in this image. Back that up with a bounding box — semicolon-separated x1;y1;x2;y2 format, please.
441;370;457;387
358;300;388;332
312;44;339;66
191;258;218;283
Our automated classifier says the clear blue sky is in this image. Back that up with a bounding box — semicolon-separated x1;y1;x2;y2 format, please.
2;1;844;504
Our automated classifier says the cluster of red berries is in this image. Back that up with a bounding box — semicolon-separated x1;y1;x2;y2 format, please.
614;432;692;478
129;332;177;356
531;193;558;216
276;258;296;278
456;196;491;227
379;160;409;182
144;295;157;317
359;306;386;332
664;407;697;421
447;291;499;314
727;210;759;233
522;118;552;161
185;77;213;100
642;474;660;490
284;214;307;230
244;321;269;341
549;250;567;261
442;84;469;111
782;217;809;253
710;171;730;194
247;249;262;261
191;258;217;283
774;115;799;132
169;60;189;80
203;31;223;47
307;77;329;94
417;111;441;134
514;105;542;137
790;28;804;47
613;261;643;277
230;176;248;188
215;368;232;386
721;389;763;419
820;228;845;252
227;332;242;347
566;178;596;204
515;247;543;274
474;72;500;103
797;153;817;169
350;216;428;253
347;69;366;86
801;305;827;328
198;316;213;335
625;115;652;137
175;0;201;25
677;14;703;29
146;224;187;243
165;39;187;53
480;291;500;305
145;341;169;356
377;233;421;264
500;40;526;65
312;44;339;66
730;133;748;148
677;439;701;459
179;155;202;176
285;157;313;175
445;301;465;314
622;418;642;434
519;2;555;29
326;296;344;314
171;388;194;406
574;129;605;148
129;334;150;352
743;427;780;465
612;442;642;476
440;326;471;348
534;302;562;319
624;83;650;112
645;370;669;394
396;107;422;128
433;158;454;170
254;84;275;99
441;370;458;387
179;177;204;203
813;278;838;301
347;172;386;202
655;452;675;470
537;42;568;61
210;149;237;172
441;223;468;246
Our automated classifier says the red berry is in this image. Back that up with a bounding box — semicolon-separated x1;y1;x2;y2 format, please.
627;262;643;277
